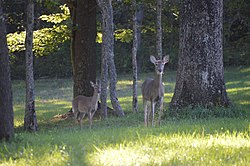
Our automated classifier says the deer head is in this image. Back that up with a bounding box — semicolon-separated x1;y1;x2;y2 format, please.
150;55;169;75
90;80;101;94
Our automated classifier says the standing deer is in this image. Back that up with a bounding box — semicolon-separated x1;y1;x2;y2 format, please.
141;55;169;127
72;80;100;129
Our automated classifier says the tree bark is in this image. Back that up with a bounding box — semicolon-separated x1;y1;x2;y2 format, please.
97;0;124;117
70;0;97;97
0;0;14;141
105;1;123;116
100;48;108;118
133;3;144;74
170;0;230;110
156;0;162;58
24;0;38;131
132;0;138;113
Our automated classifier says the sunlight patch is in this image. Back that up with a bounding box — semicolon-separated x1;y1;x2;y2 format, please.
239;100;250;105
240;67;250;73
91;147;150;165
89;145;176;165
226;81;241;86
14;119;24;128
227;87;250;93
88;132;250;165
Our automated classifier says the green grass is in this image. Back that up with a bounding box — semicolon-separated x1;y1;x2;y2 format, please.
1;67;250;165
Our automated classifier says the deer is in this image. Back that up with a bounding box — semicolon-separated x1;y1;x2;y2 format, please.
141;55;169;127
72;80;101;129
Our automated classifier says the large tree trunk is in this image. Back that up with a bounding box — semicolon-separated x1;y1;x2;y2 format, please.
100;44;108;118
70;0;97;97
170;0;230;110
0;0;14;141
97;0;124;117
156;0;162;58
24;0;38;131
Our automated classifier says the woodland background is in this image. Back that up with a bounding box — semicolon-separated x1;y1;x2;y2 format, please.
5;0;250;79
0;0;249;164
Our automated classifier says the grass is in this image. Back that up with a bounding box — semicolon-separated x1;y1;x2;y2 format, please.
0;67;250;165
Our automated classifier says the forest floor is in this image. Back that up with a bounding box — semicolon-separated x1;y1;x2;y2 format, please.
1;66;250;165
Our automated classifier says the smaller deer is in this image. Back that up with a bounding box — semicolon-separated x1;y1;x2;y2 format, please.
72;80;100;129
141;55;169;127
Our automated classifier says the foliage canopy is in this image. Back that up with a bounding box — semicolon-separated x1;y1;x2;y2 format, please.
7;4;70;56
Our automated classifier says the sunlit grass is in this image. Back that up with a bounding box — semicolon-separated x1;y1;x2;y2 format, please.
240;67;250;73
88;131;250;165
227;87;250;92
1;67;249;165
1;144;69;166
239;100;250;105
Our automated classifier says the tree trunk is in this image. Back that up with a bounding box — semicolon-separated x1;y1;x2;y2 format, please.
70;0;97;97
132;0;138;113
169;0;174;57
156;0;162;58
170;0;230;110
133;3;144;74
100;27;108;118
0;0;14;141
24;0;38;131
97;0;124;117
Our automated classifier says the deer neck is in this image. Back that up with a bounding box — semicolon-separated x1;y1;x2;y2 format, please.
154;73;162;88
91;91;99;103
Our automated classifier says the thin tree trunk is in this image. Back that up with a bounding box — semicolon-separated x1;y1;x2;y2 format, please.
170;0;230;111
24;0;38;131
136;4;143;49
156;0;162;58
96;0;109;119
106;0;124;116
0;0;14;141
133;3;144;74
132;0;138;113
97;0;124;117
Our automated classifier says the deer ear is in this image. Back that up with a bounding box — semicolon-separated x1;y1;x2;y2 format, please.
150;55;156;64
90;81;94;87
163;55;169;64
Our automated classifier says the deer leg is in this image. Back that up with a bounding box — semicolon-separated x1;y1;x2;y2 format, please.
158;97;164;126
143;99;148;127
75;115;78;124
77;112;84;122
88;110;93;129
74;109;79;123
151;101;156;127
91;109;97;120
79;117;83;129
147;101;152;126
79;113;86;129
77;112;81;123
